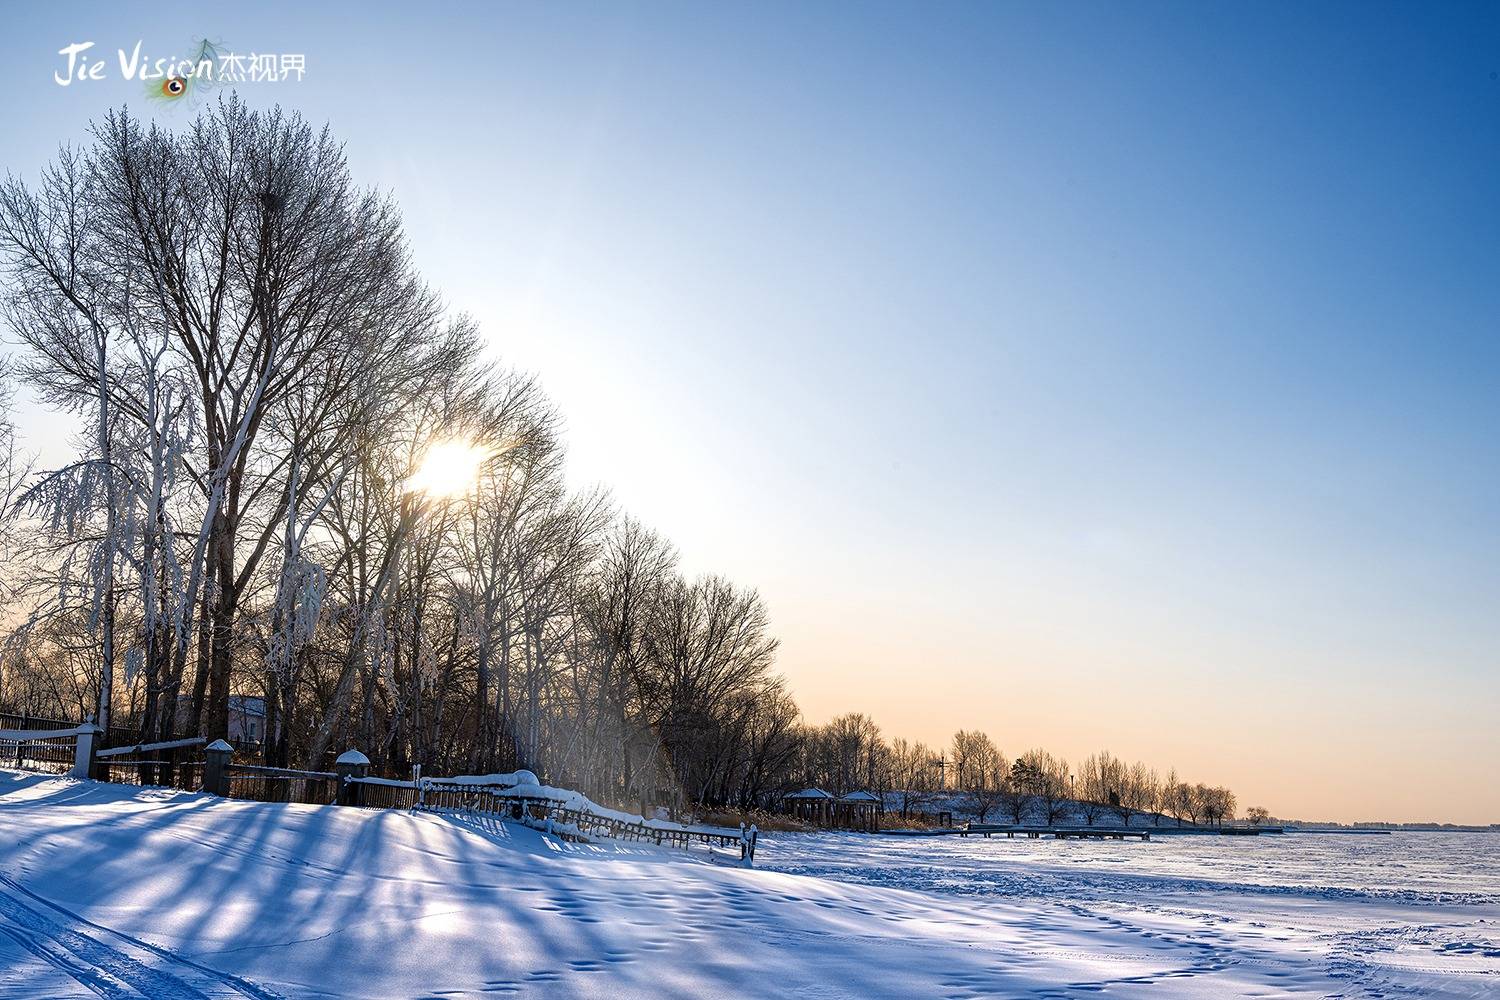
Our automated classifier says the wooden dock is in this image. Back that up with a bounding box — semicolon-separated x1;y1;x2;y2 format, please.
961;824;1154;841
880;824;1286;840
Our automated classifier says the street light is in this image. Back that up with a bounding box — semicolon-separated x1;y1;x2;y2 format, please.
930;756;947;789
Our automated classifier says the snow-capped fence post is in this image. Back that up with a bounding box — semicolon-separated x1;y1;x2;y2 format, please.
335;749;370;807
203;739;234;796
70;717;103;779
739;823;759;866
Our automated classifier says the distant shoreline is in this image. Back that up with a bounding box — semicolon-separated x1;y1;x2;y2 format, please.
1284;826;1498;835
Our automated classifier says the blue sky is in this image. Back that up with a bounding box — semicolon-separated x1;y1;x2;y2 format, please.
3;2;1498;821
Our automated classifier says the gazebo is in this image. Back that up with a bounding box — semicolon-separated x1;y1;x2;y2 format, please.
782;787;835;825
836;790;884;832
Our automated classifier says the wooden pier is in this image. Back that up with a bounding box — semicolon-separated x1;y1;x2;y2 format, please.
880;823;1285;840
961;824;1154;841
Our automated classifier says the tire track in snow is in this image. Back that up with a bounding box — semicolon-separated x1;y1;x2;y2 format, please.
0;918;136;998
0;887;208;998
0;875;282;1000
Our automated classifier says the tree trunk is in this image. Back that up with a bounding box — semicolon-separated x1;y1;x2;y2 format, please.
188;544;215;736
475;640;490;771
205;513;236;740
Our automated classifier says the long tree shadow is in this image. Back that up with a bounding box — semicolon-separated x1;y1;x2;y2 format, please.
2;769;1148;999
0;771;678;996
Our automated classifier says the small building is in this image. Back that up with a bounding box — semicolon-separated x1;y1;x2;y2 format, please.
837;790;885;832
227;696;266;746
172;695;266;746
781;788;885;831
782;787;835;825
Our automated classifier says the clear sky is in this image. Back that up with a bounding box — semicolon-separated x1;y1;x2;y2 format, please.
2;2;1497;823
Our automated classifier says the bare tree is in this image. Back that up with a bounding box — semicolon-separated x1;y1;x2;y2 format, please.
959;732;1008;823
1075;753;1111;826
1200;785;1236;826
888;738;938;820
1123;761;1159;826
1012;749;1069;825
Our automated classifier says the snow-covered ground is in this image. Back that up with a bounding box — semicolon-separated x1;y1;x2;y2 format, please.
2;770;1495;998
760;830;1500;997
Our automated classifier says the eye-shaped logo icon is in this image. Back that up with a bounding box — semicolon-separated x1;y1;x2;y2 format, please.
162;76;187;98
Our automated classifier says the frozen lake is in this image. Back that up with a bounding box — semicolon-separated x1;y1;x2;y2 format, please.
758;828;1500;996
758;828;1500;906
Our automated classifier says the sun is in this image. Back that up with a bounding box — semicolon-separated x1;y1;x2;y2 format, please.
407;439;491;498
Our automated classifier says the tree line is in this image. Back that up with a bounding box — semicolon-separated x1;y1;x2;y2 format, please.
0;101;1242;825
796;716;1239;826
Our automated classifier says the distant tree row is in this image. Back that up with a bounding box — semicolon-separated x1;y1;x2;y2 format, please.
791;717;1240;827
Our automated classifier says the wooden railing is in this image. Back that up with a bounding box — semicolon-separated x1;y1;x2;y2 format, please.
3;731;757;864
352;778;420;810
367;779;758;863
0;723;99;777
0;712;134;751
515;797;759;862
1;731;77;774
224;764;338;805
94;737;207;790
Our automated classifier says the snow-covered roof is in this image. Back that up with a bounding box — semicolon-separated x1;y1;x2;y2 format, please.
785;788;834;800
335;749;370;766
841;790;880;802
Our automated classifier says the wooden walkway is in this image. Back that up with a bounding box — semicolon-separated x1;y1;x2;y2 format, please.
962;825;1154;841
881;824;1286;840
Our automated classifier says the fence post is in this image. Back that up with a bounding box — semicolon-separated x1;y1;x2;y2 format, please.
335;749;369;806
203;739;234;796
70;719;102;779
740;824;758;866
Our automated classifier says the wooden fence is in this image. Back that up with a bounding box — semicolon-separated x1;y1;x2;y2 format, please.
2;730;77;774
1;712;135;752
0;723;98;777
0;711;264;763
1;720;756;863
361;781;759;862
94;737;207;790
225;764;338;805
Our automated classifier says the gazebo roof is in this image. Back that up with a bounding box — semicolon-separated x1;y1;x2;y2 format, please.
785;787;834;800
840;790;881;802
